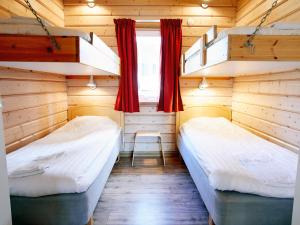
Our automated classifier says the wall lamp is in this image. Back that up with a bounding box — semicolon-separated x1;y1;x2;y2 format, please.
87;75;96;90
87;0;95;8
199;77;209;89
201;1;209;9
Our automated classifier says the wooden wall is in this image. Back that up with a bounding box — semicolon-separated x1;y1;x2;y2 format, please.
180;77;233;107
0;68;68;153
124;104;176;155
63;1;235;155
236;0;300;26
66;76;174;155
67;76;233;154
0;0;64;26
232;70;300;151
63;0;236;53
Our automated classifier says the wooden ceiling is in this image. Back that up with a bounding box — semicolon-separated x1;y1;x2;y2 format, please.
63;0;238;7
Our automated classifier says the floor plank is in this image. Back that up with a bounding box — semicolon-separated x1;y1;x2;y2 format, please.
93;156;209;225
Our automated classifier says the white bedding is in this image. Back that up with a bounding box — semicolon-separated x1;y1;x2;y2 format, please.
0;17;91;42
7;116;121;197
180;117;298;198
213;25;300;44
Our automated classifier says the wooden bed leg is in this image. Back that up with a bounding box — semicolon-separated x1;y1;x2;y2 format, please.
86;217;94;225
208;215;215;225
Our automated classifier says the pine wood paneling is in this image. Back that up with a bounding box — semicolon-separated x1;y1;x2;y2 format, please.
180;77;233;107
0;7;10;18
0;0;64;26
232;70;300;150
64;0;237;7
67;77;118;107
66;76;178;154
3;101;67;129
236;0;300;26
5;122;66;153
0;68;66;81
0;80;66;95
64;5;236;17
63;1;235;155
65;15;235;27
4;111;67;145
2;92;67;113
125;115;176;125
124;107;177;153
0;68;68;153
63;1;236;53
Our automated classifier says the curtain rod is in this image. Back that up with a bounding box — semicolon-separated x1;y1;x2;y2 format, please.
135;20;160;23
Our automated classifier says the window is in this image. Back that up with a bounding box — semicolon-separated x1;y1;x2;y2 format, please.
136;30;161;102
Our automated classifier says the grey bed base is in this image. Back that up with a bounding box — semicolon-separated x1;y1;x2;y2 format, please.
178;134;293;225
10;136;120;225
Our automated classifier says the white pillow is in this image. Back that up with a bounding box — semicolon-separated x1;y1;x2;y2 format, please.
71;116;118;130
182;117;231;130
270;22;300;30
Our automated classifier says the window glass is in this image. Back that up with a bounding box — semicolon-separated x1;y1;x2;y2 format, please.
136;31;161;102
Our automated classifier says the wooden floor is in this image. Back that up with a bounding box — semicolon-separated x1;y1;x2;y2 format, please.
93;156;209;225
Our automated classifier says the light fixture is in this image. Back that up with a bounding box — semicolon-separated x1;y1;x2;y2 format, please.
87;75;96;90
199;77;208;89
201;1;209;9
87;0;95;8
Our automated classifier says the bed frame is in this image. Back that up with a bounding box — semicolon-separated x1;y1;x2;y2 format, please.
10;140;120;225
178;134;293;225
0;33;120;75
176;105;294;225
182;26;300;77
10;105;123;225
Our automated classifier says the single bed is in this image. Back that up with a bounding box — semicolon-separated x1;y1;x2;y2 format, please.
182;23;300;77
176;106;297;225
7;105;124;225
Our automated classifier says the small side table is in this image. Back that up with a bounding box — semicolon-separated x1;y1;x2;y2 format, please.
131;131;165;167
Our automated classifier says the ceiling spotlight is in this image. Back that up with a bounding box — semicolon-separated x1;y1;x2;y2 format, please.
201;2;209;9
199;77;208;89
87;75;96;90
87;0;95;8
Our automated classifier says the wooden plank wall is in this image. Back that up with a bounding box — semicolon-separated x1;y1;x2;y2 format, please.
0;0;64;26
234;0;300;151
180;77;233;107
236;0;300;26
232;70;300;151
0;68;68;153
66;76;174;155
67;76;233;154
63;0;237;53
124;104;176;155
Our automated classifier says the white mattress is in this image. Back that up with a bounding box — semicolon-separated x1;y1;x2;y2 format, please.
0;17;91;42
7;116;121;197
179;117;298;198
213;26;300;44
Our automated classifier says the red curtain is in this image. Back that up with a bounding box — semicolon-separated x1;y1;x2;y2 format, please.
157;19;183;112
114;19;139;112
